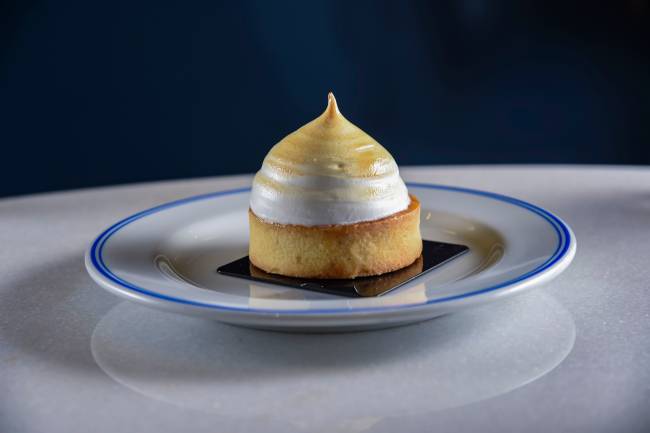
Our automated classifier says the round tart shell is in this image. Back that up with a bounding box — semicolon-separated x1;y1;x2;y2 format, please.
248;194;422;279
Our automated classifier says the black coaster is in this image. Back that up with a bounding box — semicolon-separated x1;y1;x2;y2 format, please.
217;240;469;298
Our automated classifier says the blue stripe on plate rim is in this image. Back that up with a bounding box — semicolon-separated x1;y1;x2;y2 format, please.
89;182;573;315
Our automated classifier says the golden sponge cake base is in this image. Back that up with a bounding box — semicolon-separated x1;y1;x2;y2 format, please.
249;195;422;279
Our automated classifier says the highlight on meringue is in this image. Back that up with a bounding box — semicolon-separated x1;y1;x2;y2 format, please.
250;93;410;226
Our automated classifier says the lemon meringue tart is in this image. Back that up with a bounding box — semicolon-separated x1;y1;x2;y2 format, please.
249;93;422;279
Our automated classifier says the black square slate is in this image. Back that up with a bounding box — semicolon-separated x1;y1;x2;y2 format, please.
217;240;469;298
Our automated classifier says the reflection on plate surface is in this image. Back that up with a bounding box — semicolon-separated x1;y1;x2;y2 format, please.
92;290;575;432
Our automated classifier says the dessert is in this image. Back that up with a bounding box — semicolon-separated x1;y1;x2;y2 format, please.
249;93;422;278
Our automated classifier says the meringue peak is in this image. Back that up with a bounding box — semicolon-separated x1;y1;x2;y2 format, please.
324;92;341;120
264;93;395;179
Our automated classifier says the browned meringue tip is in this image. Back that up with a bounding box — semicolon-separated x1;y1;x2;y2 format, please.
325;92;340;118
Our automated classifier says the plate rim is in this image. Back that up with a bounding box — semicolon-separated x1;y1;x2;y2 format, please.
85;182;576;315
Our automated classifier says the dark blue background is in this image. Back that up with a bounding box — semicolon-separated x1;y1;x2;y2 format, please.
1;1;648;198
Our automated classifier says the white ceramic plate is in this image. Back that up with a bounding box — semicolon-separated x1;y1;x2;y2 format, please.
85;182;576;332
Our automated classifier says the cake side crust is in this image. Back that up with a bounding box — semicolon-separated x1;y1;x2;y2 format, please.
249;194;422;279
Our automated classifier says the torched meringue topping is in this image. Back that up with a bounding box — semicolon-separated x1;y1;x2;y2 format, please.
250;93;410;226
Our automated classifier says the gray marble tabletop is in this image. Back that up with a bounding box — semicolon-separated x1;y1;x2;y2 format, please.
1;166;649;433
